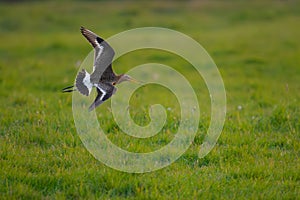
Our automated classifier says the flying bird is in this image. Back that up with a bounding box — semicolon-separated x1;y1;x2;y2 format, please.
63;27;139;111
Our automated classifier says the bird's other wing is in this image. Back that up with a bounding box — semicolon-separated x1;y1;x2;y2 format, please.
88;83;116;111
80;27;115;84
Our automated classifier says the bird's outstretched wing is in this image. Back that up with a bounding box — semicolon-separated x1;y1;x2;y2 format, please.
88;82;116;111
80;27;115;83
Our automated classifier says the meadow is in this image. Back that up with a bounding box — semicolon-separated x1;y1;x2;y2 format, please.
0;0;299;199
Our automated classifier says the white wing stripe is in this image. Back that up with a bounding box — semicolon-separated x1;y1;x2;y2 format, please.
92;40;104;72
95;84;106;100
94;38;101;48
96;46;104;59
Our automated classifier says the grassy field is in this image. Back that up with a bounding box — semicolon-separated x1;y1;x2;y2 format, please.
0;0;299;199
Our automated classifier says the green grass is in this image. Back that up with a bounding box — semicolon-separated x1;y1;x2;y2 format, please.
0;0;299;199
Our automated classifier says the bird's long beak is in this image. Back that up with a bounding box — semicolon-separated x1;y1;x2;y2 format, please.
129;77;144;84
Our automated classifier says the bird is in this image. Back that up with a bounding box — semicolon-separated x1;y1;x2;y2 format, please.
63;26;139;111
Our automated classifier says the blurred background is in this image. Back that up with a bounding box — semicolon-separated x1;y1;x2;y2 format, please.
0;0;299;199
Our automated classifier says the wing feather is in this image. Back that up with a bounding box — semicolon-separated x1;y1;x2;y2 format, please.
88;83;116;111
80;27;116;84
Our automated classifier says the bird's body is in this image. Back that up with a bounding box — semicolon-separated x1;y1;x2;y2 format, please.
63;27;137;111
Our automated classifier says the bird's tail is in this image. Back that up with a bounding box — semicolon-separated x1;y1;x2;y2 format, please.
62;85;76;93
75;69;92;96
